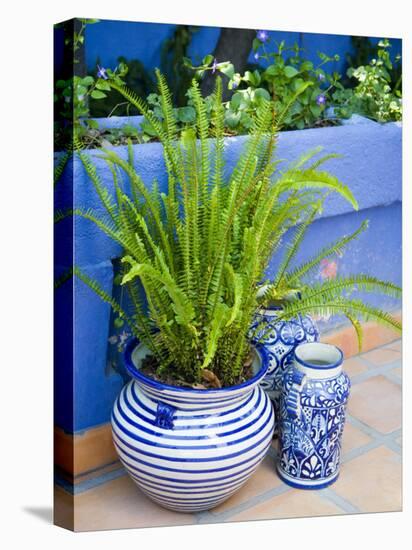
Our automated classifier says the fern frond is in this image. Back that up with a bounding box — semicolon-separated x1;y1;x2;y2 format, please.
108;81;167;142
299;274;402;302
286;220;369;284
273;201;322;289
78;151;118;223
201;302;230;370
288;146;324;171
276;81;313;126
61;72;399;387
54;152;71;187
54;267;73;289
346;313;363;352
276;168;358;210
74;267;135;327
308;153;342;170
278;296;402;333
71;207;127;250
101;149;175;272
155;69;178;141
54;209;73;223
121;257;197;336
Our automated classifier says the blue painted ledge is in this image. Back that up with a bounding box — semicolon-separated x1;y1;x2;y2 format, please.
54;116;402;433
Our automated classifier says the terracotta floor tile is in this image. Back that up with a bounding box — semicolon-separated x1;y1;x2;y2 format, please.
348;375;401;434
383;340;402;353
362;348;401;366
213;455;282;513
72;475;195;531
56;340;404;531
333;446;402;513
342;422;372;454
360;319;401;353
344;357;368;378
71;462;122;486
229;489;343;522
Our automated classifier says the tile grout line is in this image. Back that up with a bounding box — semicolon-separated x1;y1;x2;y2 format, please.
199;482;292;523
356;342;401;364
57;413;401;496
347;412;401;441
349;361;402;385
58;340;403;517
55;467;127;495
383;344;402;353
56;419;401;498
384;439;402;458
382;370;402;386
317;487;360;514
343;435;398;464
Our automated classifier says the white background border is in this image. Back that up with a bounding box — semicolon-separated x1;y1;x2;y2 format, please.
0;1;409;548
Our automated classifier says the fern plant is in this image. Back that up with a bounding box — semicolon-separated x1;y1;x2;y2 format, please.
257;194;402;350
56;71;366;387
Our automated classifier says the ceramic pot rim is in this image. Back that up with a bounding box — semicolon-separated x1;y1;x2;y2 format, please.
257;292;303;314
124;338;270;394
294;342;344;370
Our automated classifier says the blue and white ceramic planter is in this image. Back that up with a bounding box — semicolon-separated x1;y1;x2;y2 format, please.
250;306;319;432
277;342;350;489
111;339;275;512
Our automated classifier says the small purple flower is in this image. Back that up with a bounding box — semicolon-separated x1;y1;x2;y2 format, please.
108;335;118;345
97;65;108;80
232;81;238;90
317;73;325;82
257;30;269;43
316;94;326;106
254;52;260;61
211;58;218;74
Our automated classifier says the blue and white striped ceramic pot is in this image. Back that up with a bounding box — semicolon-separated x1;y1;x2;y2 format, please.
277;342;350;489
111;339;275;512
250;306;319;433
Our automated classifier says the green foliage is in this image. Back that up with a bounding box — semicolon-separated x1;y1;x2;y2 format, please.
258;199;402;350
55;19;100;148
54;151;71;187
232;43;340;131
55;23;197;150
345;36;402;90
89;56;155;118
333;39;402;122
186;41;341;132
54;62;128;149
54;30;402;152
117;43;338;144
57;73;361;386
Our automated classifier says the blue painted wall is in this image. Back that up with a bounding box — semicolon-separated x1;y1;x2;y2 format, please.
85;19;401;78
54;116;402;433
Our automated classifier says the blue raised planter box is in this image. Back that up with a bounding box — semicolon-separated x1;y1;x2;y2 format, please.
54;116;402;434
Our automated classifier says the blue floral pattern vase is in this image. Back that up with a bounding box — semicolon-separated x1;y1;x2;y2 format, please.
250;306;319;433
277;342;350;489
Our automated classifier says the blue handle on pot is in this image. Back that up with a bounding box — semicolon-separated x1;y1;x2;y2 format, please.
155;401;176;430
285;369;307;419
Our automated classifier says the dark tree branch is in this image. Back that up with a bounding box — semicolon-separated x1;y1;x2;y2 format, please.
200;27;255;99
